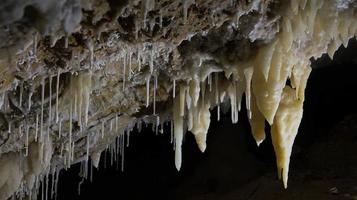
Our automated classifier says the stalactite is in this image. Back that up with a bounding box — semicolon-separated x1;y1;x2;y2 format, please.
115;115;118;132
40;78;45;141
56;68;60;123
129;52;133;79
121;132;125;172
69;97;73;166
28;90;33;111
173;79;176;98
58;118;62;139
35;114;39;142
150;48;154;74
146;75;151;107
48;76;53;131
173;92;184;171
101;121;105;139
153;74;157;115
137;48;142;71
25;125;29;157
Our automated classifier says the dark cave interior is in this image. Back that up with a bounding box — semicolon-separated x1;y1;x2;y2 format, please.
49;38;357;200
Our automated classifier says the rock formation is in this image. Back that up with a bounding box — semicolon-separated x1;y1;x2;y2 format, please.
0;0;356;199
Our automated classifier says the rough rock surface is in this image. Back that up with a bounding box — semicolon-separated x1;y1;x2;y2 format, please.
0;0;356;199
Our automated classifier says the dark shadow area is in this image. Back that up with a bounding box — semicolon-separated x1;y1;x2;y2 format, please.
52;38;357;200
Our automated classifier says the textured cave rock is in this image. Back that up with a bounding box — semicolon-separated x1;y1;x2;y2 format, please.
0;0;356;199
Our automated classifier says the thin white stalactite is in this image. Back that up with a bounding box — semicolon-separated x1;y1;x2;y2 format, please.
153;74;157;115
129;52;133;78
110;120;113;132
126;130;130;147
64;36;69;49
150;49;154;74
58;118;62;139
78;74;83;131
101;121;105;139
28;90;33;111
115;115;118;132
56;68;60;123
121;132;125;172
48;75;52;133
69;97;73;166
138;49;142;72
173;79;176;98
40;78;45;141
86;135;89;167
25;125;29;157
71;141;75;162
215;73;220;121
35;114;39;142
146;75;150;107
89;40;94;69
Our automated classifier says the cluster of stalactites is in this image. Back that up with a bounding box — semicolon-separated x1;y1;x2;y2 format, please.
172;0;357;188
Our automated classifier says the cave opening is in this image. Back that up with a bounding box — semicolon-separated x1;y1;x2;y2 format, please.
50;38;357;200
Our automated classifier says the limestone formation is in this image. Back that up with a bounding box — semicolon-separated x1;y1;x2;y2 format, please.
0;0;356;199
